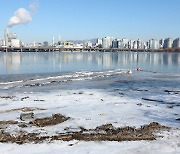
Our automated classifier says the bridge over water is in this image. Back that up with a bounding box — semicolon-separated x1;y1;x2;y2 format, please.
0;47;178;52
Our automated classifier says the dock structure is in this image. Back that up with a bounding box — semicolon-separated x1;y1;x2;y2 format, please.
0;47;179;52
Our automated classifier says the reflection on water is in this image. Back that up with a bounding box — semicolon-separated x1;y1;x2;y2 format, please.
0;52;179;75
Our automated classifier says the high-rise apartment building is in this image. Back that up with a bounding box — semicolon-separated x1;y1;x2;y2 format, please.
112;39;119;48
163;38;172;48
172;38;180;48
102;37;114;48
148;39;159;49
159;39;164;48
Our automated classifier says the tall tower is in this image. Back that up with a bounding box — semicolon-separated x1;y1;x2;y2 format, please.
4;28;9;47
52;36;55;46
58;35;61;42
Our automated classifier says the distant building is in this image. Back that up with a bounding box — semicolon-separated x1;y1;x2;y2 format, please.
159;39;164;48
164;38;172;48
43;41;49;47
121;38;128;45
102;37;114;48
10;39;20;47
96;38;103;47
0;39;3;47
84;41;93;48
133;41;138;49
8;33;17;39
172;38;180;48
62;41;74;48
148;39;159;49
121;38;129;49
74;43;83;48
128;40;134;49
112;39;119;48
8;33;20;47
137;39;145;49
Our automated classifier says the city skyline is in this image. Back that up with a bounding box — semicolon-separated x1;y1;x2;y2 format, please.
0;0;180;43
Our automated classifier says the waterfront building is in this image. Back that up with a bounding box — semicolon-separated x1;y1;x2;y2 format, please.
133;41;138;49
62;41;74;48
84;41;93;48
74;43;83;48
10;39;20;47
8;33;20;47
97;38;103;47
112;39;119;48
122;38;128;44
148;39;159;49
121;38;129;49
172;38;180;48
117;40;123;49
8;33;17;39
102;37;114;48
164;38;172;48
0;39;3;47
116;38;129;49
137;39;145;49
159;39;164;49
43;41;49;47
128;40;134;49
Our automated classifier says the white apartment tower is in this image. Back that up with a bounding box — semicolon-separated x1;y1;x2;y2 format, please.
102;37;114;48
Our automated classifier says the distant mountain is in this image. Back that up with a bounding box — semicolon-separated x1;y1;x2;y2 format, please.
67;38;97;44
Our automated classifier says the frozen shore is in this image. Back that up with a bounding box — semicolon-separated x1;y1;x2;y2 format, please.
0;88;180;153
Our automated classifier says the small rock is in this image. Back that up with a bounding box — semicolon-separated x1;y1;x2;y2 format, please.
176;118;180;121
99;113;107;116
137;103;143;106
167;105;173;109
18;123;28;128
21;96;29;101
79;91;84;95
20;112;34;121
34;100;45;102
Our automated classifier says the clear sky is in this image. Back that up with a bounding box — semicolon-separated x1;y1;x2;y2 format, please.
0;0;180;43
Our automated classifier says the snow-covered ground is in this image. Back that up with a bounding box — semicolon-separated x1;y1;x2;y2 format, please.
0;88;180;154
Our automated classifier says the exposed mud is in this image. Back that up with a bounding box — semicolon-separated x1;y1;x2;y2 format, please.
21;96;29;101
0;107;46;114
0;122;169;144
0;120;18;125
164;90;180;94
0;96;16;99
30;114;70;127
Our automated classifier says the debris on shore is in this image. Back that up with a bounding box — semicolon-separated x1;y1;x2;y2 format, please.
0;121;169;144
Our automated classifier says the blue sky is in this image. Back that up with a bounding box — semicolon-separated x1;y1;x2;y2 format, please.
0;0;180;43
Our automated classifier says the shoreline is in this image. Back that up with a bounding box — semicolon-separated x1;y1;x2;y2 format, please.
0;47;180;53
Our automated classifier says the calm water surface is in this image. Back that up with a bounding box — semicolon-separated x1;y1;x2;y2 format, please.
0;52;179;75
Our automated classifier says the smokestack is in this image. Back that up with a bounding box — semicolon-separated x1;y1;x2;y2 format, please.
4;28;9;47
